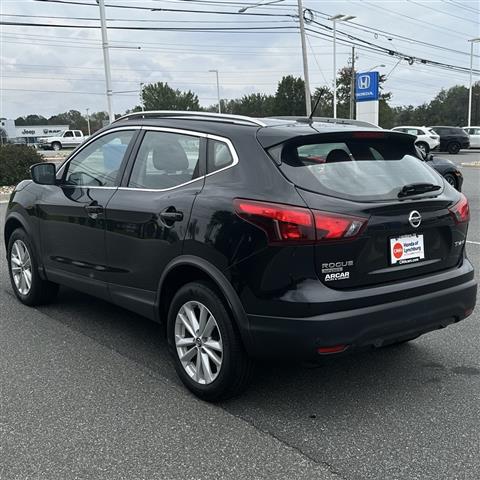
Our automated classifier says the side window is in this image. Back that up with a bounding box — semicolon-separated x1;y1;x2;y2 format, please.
64;130;135;187
74;131;82;137
406;129;418;135
128;131;201;190
207;139;234;174
416;129;425;136
64;131;73;137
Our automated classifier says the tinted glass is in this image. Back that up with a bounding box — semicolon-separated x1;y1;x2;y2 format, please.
207;139;234;173
278;137;443;202
128;131;201;190
64;131;73;137
64;130;135;187
74;131;82;137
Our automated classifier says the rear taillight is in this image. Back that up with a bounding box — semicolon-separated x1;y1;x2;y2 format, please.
313;211;366;240
234;199;367;244
449;193;470;224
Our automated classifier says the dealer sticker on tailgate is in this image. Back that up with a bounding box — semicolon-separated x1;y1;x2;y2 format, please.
390;234;425;265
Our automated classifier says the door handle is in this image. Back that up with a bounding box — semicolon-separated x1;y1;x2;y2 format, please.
85;203;104;219
159;207;184;225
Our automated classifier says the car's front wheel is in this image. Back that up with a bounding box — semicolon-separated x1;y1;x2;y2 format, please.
167;281;253;401
51;142;61;151
7;228;59;306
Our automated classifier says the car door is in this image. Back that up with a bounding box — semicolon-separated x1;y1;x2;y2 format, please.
467;128;480;148
62;130;74;147
74;130;84;145
104;128;206;317
38;128;138;299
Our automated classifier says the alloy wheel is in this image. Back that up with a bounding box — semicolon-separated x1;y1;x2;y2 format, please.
10;239;33;295
175;301;223;385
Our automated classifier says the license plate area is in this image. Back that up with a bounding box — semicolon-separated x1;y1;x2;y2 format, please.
390;234;425;265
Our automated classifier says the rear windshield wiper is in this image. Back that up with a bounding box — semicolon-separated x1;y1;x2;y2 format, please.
398;182;441;198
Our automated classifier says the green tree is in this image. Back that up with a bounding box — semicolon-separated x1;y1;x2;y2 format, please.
273;75;307;116
14;115;48;126
48;110;88;133
142;82;200;111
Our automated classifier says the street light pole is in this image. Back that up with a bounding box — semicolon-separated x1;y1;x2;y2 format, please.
97;0;114;124
297;0;312;116
468;38;480;127
329;14;356;119
86;108;91;136
209;70;221;113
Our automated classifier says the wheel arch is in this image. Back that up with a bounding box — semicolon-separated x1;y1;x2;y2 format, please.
4;213;46;278
156;255;253;352
4;213;31;251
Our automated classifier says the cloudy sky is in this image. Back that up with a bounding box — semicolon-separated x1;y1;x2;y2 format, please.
1;0;479;119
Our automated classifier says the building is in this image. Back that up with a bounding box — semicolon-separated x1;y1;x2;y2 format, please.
0;118;69;145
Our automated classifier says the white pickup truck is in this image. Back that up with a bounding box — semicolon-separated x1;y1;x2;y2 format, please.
37;130;88;150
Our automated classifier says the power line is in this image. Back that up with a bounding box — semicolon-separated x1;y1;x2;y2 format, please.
406;0;478;24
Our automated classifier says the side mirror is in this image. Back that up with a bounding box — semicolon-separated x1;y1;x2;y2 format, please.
426;153;434;161
31;162;57;185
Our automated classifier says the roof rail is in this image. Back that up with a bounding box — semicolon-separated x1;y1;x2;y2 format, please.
114;110;267;127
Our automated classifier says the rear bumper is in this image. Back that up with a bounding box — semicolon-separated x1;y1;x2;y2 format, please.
246;274;477;359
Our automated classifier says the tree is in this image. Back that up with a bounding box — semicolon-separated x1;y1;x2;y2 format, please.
391;82;480;127
142;82;200;111
48;110;88;133
14;115;48;126
273;76;306;116
218;93;275;117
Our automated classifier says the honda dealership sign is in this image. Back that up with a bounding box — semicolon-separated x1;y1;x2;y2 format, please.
355;71;380;125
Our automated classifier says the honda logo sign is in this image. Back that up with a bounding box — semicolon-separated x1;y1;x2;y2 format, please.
355;71;379;102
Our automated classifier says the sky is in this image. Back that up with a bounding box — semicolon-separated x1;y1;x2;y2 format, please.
0;0;479;119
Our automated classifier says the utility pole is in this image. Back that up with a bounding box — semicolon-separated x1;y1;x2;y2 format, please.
140;82;145;111
468;38;480;127
97;0;114;124
86;108;91;136
297;0;312;116
209;70;221;113
349;46;355;119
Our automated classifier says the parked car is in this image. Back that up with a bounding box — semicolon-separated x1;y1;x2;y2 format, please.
37;129;87;151
391;126;440;154
463;126;480;148
416;148;463;191
428;126;470;154
4;112;477;401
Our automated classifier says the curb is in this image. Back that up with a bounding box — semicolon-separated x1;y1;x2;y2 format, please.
460;162;480;167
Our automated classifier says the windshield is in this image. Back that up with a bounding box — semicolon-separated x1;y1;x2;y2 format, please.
277;137;443;202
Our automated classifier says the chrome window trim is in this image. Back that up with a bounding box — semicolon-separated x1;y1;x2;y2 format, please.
117;127;239;193
56;126;142;177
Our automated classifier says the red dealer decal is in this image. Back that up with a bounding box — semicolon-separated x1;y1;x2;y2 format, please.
393;242;403;259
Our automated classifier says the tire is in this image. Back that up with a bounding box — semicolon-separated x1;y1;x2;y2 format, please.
167;281;253;401
443;173;458;190
7;228;59;306
51;142;61;151
416;141;429;155
447;142;460;154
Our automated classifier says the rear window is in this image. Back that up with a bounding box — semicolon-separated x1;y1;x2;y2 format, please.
276;136;443;202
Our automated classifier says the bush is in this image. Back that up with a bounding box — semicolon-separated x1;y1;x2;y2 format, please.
0;144;44;186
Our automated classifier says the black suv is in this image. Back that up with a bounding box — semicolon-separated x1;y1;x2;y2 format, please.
429;126;470;154
4;112;477;401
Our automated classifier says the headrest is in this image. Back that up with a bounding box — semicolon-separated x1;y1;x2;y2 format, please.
152;140;189;172
325;149;351;163
103;143;127;170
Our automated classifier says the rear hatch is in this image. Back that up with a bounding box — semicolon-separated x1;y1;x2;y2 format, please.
268;130;469;289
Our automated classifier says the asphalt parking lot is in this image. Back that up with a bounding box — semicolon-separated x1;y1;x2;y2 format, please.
1;150;479;480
